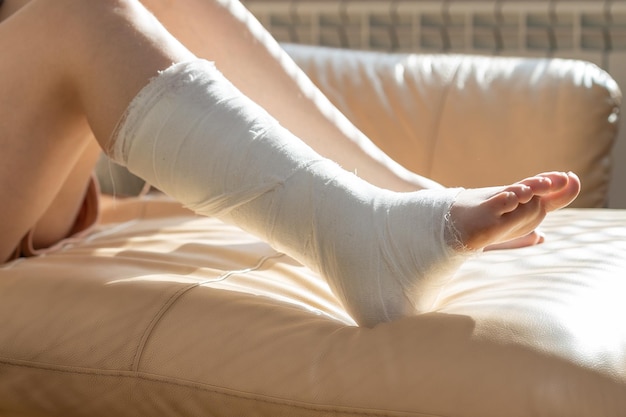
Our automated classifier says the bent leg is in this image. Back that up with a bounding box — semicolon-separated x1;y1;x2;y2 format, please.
28;141;102;250
139;0;439;192
137;0;569;252
0;0;193;261
0;0;95;261
1;0;101;256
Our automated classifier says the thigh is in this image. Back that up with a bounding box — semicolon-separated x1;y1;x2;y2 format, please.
140;0;442;193
26;140;102;253
0;0;195;262
0;0;96;261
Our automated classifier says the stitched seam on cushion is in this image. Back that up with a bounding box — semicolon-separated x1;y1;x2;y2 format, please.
0;358;444;417
131;282;200;371
131;252;287;372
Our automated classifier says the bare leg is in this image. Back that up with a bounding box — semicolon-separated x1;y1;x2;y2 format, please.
0;0;102;254
0;0;193;261
138;0;440;193
2;0;432;262
0;0;93;261
29;141;101;250
134;0;559;251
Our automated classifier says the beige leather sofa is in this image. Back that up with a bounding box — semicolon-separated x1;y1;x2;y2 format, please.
1;45;625;416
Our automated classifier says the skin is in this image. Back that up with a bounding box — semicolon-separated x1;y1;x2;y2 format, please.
449;172;580;251
0;0;580;263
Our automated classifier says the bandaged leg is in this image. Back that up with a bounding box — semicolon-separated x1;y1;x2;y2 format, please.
108;60;471;327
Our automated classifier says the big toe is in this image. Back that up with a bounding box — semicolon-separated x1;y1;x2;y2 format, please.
542;172;581;212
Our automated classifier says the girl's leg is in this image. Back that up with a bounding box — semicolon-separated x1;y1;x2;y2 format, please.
0;0;101;255
139;0;440;193
134;0;550;250
0;0;90;261
0;0;193;262
28;141;102;250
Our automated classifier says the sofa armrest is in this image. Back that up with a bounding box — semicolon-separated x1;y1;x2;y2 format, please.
284;44;621;208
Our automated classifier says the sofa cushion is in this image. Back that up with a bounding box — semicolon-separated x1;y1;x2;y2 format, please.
1;196;625;416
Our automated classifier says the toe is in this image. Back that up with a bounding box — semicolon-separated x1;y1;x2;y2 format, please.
487;190;520;215
507;184;535;204
542;172;581;212
534;172;570;194
517;171;572;196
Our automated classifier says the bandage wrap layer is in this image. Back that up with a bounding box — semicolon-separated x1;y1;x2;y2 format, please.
109;60;468;326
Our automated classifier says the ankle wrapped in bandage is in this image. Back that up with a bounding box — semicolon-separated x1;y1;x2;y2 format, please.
109;59;469;326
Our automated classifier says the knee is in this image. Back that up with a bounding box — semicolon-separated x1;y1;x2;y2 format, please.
42;0;149;36
24;0;135;39
40;0;162;63
0;0;32;23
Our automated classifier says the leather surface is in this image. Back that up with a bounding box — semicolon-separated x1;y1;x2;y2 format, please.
2;45;624;416
1;196;626;416
284;44;621;208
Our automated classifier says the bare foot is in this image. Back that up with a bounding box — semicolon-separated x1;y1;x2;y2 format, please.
449;172;580;251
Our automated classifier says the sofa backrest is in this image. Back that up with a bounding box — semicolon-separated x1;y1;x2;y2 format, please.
245;0;626;208
284;44;621;208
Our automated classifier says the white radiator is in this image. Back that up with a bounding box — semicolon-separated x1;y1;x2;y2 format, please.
243;0;626;208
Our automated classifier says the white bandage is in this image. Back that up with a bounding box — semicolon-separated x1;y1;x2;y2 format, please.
109;60;469;326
